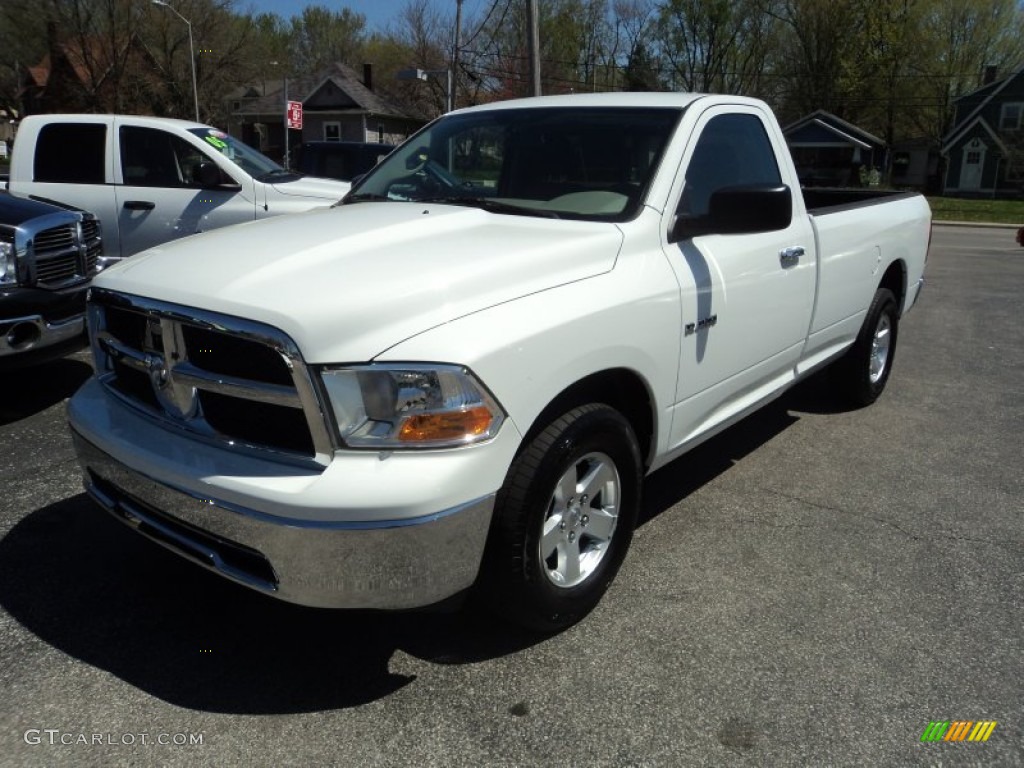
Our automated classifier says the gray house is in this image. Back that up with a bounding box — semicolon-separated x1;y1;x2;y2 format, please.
941;68;1024;197
227;62;425;164
783;111;887;187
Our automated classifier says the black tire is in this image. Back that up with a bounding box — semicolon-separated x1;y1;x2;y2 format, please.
833;287;899;407
478;404;642;633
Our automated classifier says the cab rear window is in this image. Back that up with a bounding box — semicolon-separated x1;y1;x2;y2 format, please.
35;123;106;184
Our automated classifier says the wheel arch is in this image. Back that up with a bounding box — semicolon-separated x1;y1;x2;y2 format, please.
879;259;906;313
519;368;657;471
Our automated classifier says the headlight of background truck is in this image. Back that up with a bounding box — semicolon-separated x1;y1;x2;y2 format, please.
0;238;15;284
319;364;505;448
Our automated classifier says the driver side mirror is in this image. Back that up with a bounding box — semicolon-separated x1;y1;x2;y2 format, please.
197;161;240;190
672;184;792;241
197;162;221;188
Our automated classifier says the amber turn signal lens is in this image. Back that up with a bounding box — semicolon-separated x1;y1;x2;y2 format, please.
398;406;494;443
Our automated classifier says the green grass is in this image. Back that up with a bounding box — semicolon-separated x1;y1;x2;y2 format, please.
927;196;1024;224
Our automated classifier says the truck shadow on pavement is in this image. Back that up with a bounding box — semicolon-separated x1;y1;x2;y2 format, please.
0;372;849;714
639;369;847;524
0;493;545;714
0;356;92;426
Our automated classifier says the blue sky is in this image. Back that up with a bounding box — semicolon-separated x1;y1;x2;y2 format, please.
242;1;484;34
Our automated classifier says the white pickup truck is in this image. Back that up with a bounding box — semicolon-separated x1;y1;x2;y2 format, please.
68;93;929;631
7;115;349;259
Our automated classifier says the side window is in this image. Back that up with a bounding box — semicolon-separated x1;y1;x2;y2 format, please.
35;123;106;184
678;113;782;218
120;126;214;187
452;126;505;189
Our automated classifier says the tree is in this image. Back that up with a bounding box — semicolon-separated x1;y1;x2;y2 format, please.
287;5;367;74
768;0;862;122
623;41;661;90
0;0;48;117
912;0;1024;142
655;0;779;96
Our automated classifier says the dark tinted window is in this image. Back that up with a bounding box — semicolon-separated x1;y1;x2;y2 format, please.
678;113;781;218
299;143;394;181
34;123;106;184
121;126;216;187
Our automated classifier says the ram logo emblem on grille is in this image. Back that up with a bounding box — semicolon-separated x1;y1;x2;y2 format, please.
76;221;88;267
143;317;198;420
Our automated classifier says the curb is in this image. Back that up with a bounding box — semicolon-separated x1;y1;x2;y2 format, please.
932;220;1020;230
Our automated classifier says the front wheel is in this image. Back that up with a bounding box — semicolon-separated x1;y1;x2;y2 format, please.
833;287;900;407
478;404;642;632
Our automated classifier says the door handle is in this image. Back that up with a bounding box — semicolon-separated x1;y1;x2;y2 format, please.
780;246;804;267
123;200;155;211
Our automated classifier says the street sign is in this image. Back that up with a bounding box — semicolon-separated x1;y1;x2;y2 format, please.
286;100;303;130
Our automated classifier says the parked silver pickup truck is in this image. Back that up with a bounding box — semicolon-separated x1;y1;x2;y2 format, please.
7;115;350;259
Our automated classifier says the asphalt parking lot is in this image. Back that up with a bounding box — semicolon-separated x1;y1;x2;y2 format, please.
0;224;1020;767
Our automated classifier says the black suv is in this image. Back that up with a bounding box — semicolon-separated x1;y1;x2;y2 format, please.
296;142;395;183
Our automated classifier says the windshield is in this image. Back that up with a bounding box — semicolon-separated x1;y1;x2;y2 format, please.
345;107;682;222
188;128;283;178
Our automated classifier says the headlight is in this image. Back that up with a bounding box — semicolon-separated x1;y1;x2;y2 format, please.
320;364;505;448
0;239;15;284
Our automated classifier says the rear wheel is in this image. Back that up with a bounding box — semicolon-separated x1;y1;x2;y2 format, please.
833;287;899;406
479;404;642;632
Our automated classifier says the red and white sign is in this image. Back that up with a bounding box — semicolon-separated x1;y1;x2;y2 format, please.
286;100;303;130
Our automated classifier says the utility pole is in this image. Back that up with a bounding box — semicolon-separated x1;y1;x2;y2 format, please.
526;0;541;96
152;0;199;122
452;0;463;111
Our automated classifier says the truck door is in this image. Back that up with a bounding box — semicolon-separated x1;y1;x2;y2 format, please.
114;123;256;257
21;120;121;256
663;106;816;448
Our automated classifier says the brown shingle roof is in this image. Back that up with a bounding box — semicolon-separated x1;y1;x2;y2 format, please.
235;62;416;120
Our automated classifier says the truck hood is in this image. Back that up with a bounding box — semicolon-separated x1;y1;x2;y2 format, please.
270;175;350;201
96;202;624;362
0;190;79;225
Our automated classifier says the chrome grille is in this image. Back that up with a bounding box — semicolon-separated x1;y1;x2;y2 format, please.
34;224;76;253
36;253;81;284
32;220;99;288
82;219;100;241
84;219;101;273
89;289;333;466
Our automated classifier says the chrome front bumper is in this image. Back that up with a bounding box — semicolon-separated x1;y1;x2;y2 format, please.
72;430;495;610
0;312;85;357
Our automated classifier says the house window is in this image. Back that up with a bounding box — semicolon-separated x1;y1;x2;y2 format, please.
324;122;341;142
1000;103;1023;131
892;151;910;177
966;150;981;165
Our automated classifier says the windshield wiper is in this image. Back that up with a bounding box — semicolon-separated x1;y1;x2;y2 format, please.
342;192;392;204
256;169;303;182
418;196;560;219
